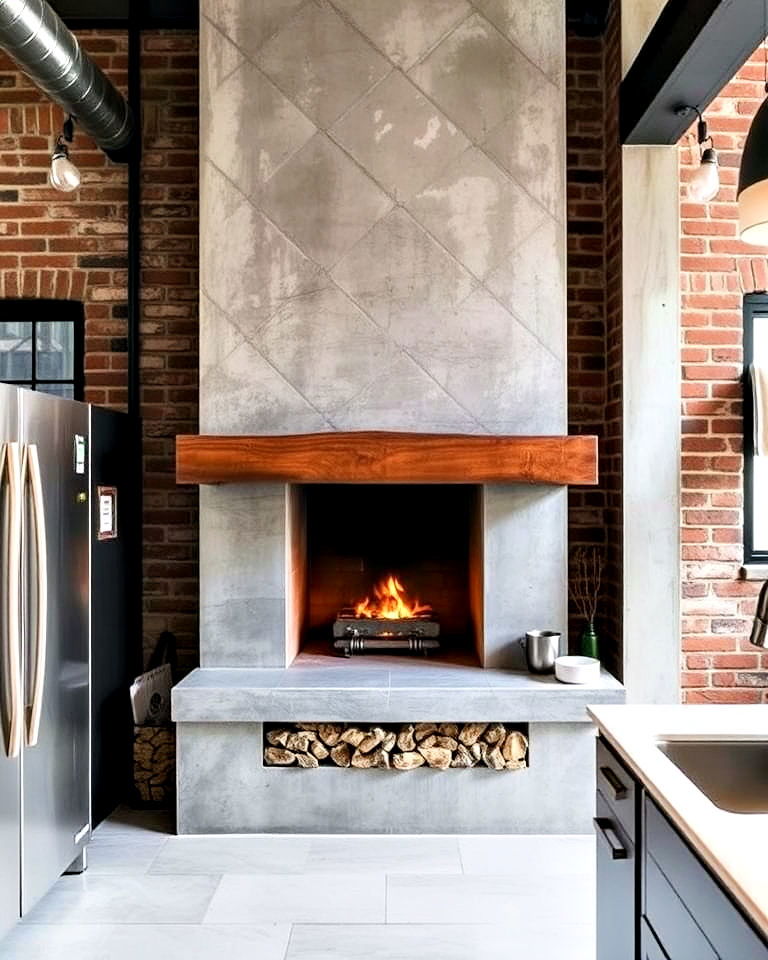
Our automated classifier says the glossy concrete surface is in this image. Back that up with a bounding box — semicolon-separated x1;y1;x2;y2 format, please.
589;704;768;938
0;807;596;959
172;657;625;723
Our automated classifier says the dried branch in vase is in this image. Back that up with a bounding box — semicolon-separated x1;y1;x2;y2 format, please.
568;546;604;624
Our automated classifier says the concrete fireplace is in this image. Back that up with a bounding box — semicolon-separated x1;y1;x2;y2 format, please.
172;0;625;834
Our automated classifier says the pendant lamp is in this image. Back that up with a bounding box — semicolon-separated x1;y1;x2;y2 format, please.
738;9;768;244
738;98;768;244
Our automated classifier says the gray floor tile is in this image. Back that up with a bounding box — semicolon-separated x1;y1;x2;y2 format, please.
150;835;312;875
459;834;595;876
0;923;291;960
386;873;594;925
85;837;168;875
286;923;594;960
0;924;115;960
205;873;385;924
105;923;291;960
0;806;597;958
23;874;221;925
307;836;461;874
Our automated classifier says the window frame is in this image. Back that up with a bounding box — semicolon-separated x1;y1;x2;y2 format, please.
0;299;85;401
743;293;768;564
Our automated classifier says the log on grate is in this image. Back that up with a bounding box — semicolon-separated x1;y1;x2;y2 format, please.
333;610;440;656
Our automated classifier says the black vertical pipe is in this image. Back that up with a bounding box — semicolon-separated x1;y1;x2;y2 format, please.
127;0;141;417
127;0;143;678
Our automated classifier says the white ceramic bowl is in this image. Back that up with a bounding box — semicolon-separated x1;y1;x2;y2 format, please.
555;655;600;685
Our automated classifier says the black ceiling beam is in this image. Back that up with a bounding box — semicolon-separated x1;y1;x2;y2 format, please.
50;0;198;29
622;0;765;145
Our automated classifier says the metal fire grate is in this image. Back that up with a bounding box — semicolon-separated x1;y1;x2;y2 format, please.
333;610;440;657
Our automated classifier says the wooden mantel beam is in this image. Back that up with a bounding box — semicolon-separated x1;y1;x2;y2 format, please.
176;432;599;486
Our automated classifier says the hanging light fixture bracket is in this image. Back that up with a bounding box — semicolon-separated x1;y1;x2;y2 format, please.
674;105;711;146
676;104;720;202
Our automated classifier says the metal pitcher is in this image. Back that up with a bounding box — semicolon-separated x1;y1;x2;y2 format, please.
520;630;561;674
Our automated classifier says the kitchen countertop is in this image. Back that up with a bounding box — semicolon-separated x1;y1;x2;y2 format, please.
588;704;768;938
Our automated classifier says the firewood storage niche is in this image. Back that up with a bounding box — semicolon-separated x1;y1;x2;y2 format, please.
288;484;483;664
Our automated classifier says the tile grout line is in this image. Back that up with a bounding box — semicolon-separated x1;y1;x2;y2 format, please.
283;922;295;960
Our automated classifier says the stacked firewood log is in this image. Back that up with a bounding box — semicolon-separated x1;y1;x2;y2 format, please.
264;722;527;771
133;725;175;804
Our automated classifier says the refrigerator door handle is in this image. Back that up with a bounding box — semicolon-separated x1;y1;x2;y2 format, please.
24;444;47;748
2;442;23;759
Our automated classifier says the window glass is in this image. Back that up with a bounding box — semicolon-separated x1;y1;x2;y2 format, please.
0;303;83;400
746;298;768;560
36;321;75;380
36;382;74;399
754;456;768;550
0;322;33;380
755;317;768;552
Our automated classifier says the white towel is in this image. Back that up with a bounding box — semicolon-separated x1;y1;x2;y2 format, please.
752;363;768;457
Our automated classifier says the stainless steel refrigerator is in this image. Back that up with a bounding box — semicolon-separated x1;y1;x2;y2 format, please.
0;383;90;940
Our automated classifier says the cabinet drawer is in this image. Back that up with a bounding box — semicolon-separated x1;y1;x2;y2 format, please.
645;796;768;959
597;737;636;841
641;919;668;960
644;851;717;960
595;790;635;960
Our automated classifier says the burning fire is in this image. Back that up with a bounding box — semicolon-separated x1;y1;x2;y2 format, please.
353;575;432;621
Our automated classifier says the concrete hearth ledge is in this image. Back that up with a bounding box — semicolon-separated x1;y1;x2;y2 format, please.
172;660;625;724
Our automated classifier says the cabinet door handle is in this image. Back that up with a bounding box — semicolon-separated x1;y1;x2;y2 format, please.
600;765;628;800
593;817;628;860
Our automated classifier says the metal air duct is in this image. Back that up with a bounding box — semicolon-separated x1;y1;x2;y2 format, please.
0;0;133;157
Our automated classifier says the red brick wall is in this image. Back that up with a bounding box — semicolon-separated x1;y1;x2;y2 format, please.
601;0;624;684
566;26;607;559
139;33;199;671
0;33;129;396
566;9;623;678
679;50;767;702
0;30;199;671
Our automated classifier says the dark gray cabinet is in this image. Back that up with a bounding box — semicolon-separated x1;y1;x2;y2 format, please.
595;738;639;960
596;735;768;960
596;790;636;960
645;796;767;960
641;919;669;960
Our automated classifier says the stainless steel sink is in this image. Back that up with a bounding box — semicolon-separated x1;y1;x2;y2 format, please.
657;740;768;814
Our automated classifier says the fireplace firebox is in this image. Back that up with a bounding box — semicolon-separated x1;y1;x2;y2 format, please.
288;484;483;663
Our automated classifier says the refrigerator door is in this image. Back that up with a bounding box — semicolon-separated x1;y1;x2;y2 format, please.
19;390;90;914
0;384;21;940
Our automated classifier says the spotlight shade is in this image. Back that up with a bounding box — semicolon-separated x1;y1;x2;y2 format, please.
738;97;768;244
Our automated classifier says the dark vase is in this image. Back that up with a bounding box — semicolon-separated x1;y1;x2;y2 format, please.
579;619;599;660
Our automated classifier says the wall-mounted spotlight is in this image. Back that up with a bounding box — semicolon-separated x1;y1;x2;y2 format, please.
677;106;719;203
49;115;81;193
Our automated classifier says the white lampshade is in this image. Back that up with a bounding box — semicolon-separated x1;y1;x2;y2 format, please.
738;178;768;245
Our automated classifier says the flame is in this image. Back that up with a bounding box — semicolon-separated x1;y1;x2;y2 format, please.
353;575;432;620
